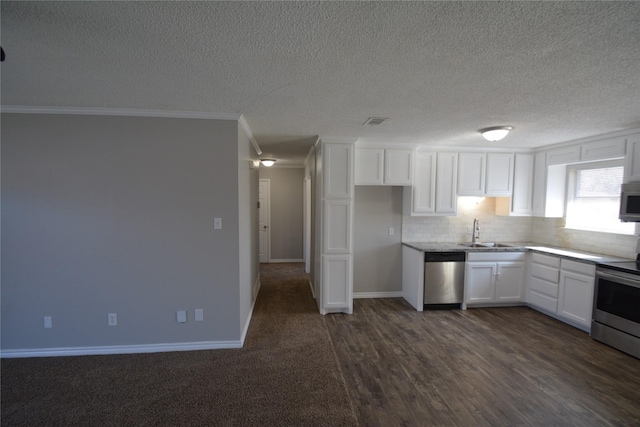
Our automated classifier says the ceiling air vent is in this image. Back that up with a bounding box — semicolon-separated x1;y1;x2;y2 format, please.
363;117;389;126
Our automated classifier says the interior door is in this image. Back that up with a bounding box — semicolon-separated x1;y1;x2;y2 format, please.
259;179;270;263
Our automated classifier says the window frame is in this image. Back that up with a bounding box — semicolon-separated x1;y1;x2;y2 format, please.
564;159;635;235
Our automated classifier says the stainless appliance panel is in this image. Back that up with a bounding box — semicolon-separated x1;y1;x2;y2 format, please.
424;252;465;306
592;266;640;359
591;322;640;359
619;182;640;222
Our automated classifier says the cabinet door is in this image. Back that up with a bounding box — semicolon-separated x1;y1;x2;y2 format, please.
384;149;413;185
547;145;581;165
355;148;384;185
624;133;640;183
465;262;496;303
485;153;514;196
435;152;458;214
532;151;547;217
324;143;353;199
581;137;626;161
510;153;534;215
457;153;485;196
495;262;524;302
412;151;436;213
557;271;595;329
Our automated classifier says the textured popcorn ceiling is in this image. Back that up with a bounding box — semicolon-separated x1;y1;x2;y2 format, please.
2;1;640;165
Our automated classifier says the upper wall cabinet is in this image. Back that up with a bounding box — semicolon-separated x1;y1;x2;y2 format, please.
457;152;514;197
404;151;457;216
355;148;413;186
496;153;534;216
624;133;640;183
547;136;626;166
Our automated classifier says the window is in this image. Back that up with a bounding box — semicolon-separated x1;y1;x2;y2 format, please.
565;160;635;234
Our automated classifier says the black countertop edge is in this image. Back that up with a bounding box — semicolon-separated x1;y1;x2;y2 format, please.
402;242;632;264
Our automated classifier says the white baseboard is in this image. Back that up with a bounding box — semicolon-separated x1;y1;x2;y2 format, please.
309;279;316;299
268;259;304;263
0;340;243;358
241;275;261;346
353;291;403;299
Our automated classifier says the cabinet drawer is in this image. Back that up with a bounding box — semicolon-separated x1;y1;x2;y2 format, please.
467;252;526;262
530;263;560;283
529;290;558;313
561;259;596;276
529;276;559;298
531;253;561;268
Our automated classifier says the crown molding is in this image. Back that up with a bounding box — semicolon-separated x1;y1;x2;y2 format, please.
238;114;261;156
0;105;246;121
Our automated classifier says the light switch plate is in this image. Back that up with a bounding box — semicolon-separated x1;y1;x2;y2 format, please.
44;316;52;329
195;309;204;321
177;310;187;323
214;218;222;229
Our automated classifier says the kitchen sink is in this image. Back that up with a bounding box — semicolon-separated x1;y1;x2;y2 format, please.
457;242;514;248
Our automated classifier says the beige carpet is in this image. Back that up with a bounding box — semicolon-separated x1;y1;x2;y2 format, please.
1;263;358;426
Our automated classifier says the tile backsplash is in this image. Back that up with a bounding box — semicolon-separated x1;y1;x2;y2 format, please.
403;197;639;259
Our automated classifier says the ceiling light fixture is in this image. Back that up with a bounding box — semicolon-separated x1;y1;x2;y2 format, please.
260;159;276;167
479;126;513;142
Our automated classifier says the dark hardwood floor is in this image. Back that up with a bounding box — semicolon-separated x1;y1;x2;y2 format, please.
325;299;640;427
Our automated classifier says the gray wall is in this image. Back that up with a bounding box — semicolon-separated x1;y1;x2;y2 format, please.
354;186;403;293
259;167;304;261
1;113;258;351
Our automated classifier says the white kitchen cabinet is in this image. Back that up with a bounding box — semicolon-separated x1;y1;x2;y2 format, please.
485;153;514;196
557;259;595;331
403;151;457;216
531;151;565;218
354;148;413;186
457;152;514;197
624;132;640;183
527;252;561;314
318;140;354;315
457;152;485;195
581;136;626;162
354;148;383;185
496;153;534;216
465;252;526;307
384;149;413;185
546;145;581;165
526;253;595;332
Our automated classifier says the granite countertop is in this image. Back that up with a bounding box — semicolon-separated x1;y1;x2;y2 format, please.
402;241;632;264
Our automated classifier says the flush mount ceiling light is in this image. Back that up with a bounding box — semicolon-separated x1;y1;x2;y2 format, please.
260;159;276;167
479;126;513;142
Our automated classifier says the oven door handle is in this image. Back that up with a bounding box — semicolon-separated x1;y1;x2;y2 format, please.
597;270;640;289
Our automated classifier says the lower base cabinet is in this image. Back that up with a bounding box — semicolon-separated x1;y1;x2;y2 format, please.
557;260;595;330
465;252;526;306
526;253;595;332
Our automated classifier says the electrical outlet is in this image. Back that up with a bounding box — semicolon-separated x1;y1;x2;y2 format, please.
195;309;204;321
177;310;187;323
214;218;222;229
44;316;52;329
108;313;117;326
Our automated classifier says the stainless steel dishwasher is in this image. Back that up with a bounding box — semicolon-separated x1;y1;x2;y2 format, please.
424;252;465;308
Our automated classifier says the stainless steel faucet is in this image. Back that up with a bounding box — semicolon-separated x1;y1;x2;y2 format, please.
472;218;480;244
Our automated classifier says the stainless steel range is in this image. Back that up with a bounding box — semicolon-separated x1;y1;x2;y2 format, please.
592;259;640;359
